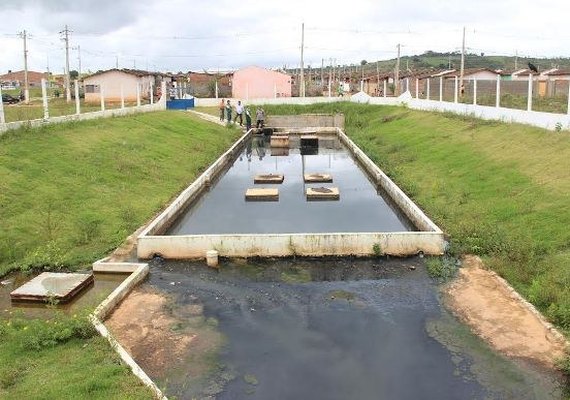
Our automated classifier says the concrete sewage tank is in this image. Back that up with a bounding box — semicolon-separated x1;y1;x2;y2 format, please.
137;119;445;259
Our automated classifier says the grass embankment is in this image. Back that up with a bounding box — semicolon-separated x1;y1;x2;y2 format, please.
1;111;241;398
0;111;240;277
1;312;152;399
262;102;570;334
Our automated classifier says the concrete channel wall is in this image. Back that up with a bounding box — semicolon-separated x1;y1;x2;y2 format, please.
266;114;345;129
137;120;445;259
90;259;167;399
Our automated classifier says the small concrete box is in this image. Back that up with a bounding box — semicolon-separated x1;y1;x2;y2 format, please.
304;173;333;183
10;272;94;303
245;188;279;201
300;135;319;147
270;135;289;148
254;174;284;184
306;187;340;201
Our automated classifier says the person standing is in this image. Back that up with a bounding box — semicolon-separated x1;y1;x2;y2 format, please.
234;100;244;126
255;106;265;128
245;107;252;131
225;99;232;123
219;98;225;121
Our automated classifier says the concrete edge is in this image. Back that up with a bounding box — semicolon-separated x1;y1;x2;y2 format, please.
138;116;251;238
336;127;443;234
89;262;168;399
138;231;445;259
91;316;167;400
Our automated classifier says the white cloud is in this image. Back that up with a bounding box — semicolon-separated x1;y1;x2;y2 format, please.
1;0;570;74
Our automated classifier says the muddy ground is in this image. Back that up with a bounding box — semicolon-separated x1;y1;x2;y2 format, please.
444;255;568;369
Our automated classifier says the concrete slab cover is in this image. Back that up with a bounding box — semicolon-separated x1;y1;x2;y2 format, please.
304;173;333;183
245;188;279;201
254;174;284;184
10;272;93;302
306;186;340;200
300;135;319;147
270;136;289;148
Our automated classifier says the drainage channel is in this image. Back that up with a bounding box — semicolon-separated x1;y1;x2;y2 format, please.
106;257;565;400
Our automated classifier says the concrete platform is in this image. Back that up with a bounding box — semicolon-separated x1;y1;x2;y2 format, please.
304;173;333;183
254;174;284;184
245;188;279;201
271;148;289;156
306;187;340;201
300;135;319;147
270;135;289;148
10;272;94;303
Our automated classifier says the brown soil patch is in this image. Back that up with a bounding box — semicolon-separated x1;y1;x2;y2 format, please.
105;287;202;378
444;255;568;369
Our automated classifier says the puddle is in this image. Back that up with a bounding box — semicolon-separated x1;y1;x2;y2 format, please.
167;135;415;235
0;271;127;319
141;257;565;399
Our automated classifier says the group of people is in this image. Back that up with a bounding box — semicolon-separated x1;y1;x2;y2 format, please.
219;99;265;131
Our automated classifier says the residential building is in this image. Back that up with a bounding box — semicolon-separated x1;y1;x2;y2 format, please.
231;66;292;99
82;69;163;103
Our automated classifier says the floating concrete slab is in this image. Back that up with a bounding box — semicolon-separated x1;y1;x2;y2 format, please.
271;147;289;156
270;135;289;148
10;272;93;303
245;188;279;201
254;174;284;184
300;135;319;147
306;187;340;201
304;173;333;183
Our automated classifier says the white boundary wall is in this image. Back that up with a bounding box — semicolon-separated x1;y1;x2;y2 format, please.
0;82;167;135
195;94;570;131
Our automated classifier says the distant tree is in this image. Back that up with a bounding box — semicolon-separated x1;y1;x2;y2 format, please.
70;70;79;79
361;60;368;66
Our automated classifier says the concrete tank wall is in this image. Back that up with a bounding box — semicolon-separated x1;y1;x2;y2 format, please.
266;114;345;129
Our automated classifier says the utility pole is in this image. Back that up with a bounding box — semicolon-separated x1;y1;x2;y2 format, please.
376;60;380;96
328;58;332;97
448;54;451;69
321;58;324;88
459;26;465;98
20;30;30;104
76;45;82;82
515;50;518;70
300;23;305;97
395;43;401;96
116;55;119;69
60;25;72;102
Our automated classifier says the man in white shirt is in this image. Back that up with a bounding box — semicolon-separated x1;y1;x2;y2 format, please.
234;100;244;126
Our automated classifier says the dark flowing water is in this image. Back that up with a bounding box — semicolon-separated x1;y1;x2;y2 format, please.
148;257;564;400
167;135;415;235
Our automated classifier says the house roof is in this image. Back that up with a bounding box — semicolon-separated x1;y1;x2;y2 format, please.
511;68;539;76
84;68;162;79
543;69;570;76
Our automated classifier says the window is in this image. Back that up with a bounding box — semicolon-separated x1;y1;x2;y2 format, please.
85;84;100;93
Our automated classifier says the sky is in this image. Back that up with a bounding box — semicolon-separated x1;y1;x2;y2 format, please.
1;0;570;75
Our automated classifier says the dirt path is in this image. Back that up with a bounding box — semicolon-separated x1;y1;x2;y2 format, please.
105;285;222;379
444;255;568;369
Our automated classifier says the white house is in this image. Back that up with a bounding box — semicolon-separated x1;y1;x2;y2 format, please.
83;69;163;103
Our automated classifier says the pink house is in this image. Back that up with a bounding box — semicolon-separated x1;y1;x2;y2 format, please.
232;66;292;99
